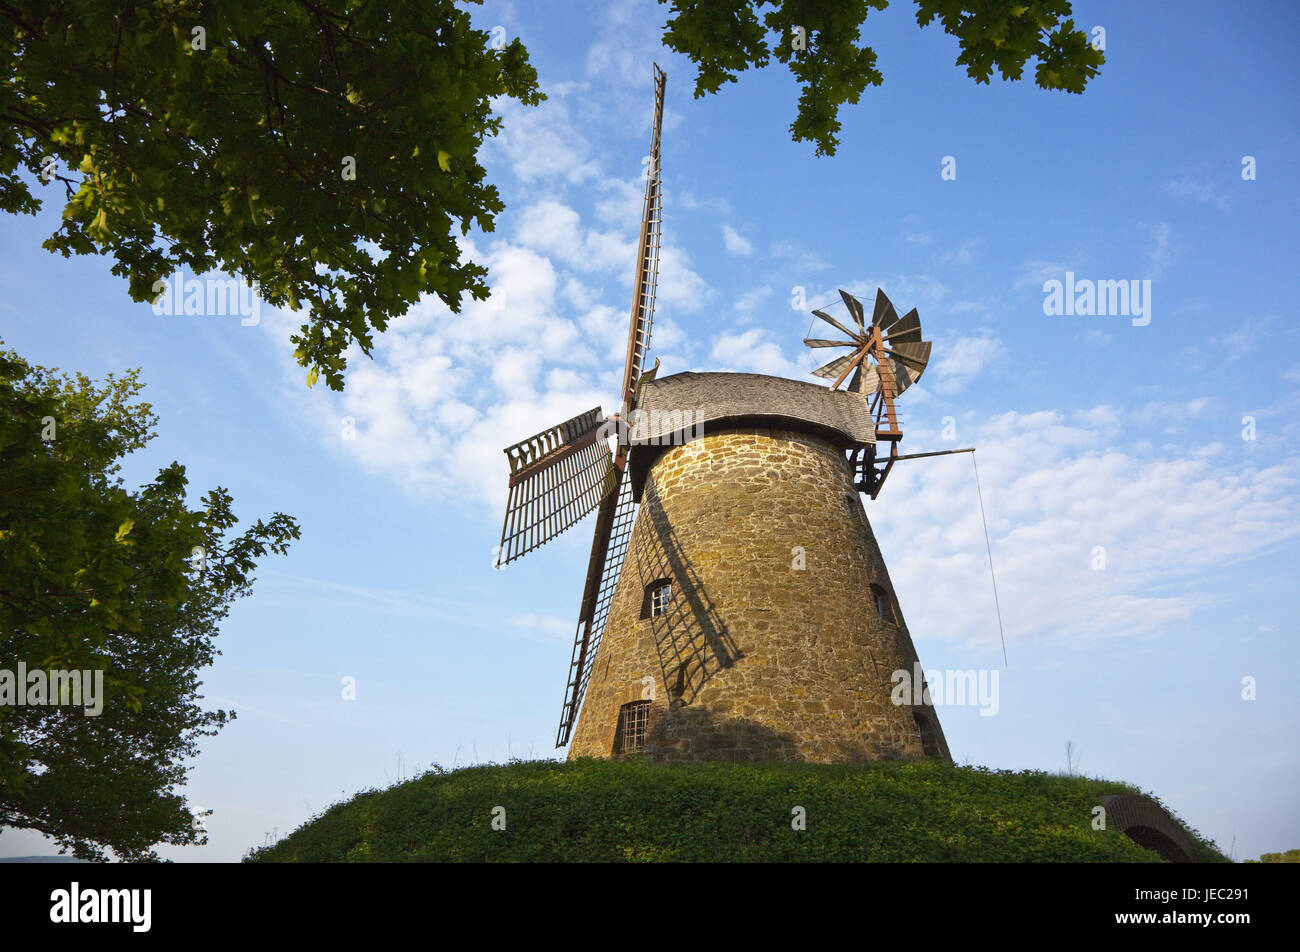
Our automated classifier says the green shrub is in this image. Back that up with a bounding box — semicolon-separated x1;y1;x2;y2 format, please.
244;758;1226;863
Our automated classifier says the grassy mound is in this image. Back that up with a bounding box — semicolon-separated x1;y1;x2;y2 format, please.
245;758;1226;863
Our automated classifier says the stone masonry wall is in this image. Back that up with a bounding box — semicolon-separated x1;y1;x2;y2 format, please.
566;426;951;764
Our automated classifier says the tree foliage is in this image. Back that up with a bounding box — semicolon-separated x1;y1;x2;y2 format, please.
660;0;1105;155
1256;848;1300;863
2;1;1100;391
0;345;299;860
1;1;542;390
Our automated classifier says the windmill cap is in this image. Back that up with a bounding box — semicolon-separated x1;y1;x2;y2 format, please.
626;371;875;498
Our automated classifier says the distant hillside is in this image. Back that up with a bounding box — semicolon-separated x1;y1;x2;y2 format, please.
1254;848;1300;863
245;758;1227;863
0;856;91;863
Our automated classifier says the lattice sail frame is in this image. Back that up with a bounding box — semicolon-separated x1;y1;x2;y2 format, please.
619;62;665;415
491;65;667;748
556;64;667;745
496;408;613;568
556;471;637;746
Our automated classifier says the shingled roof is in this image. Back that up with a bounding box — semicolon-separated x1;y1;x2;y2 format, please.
630;370;876;447
622;370;876;501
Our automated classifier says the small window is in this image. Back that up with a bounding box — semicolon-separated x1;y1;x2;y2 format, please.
615;700;651;754
641;578;673;619
870;584;895;623
913;710;941;758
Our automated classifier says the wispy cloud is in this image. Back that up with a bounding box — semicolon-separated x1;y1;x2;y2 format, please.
1159;176;1231;212
1015;259;1070;292
1213;317;1271;362
205;695;315;730
256;55;717;517
733;284;773;318
928;333;1006;395
706;328;808;379
1146;221;1174;277
515;199;630;272
875;411;1300;654
509;613;574;643
902;215;932;245
722;223;754;257
488;95;601;184
769;241;830;273
941;238;981;266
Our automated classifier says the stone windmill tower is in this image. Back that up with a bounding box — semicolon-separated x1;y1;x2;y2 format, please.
496;66;951;764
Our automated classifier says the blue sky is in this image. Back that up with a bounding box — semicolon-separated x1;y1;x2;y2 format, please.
1;0;1297;861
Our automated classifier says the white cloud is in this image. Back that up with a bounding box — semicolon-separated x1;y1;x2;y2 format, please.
769;241;830;273
1146;221;1174;278
489;96;600;184
594;177;644;226
582;0;673;123
1217;328;1256;361
509;613;574;643
873;411;1300;654
706;329;808;379
257;233;619;511
515;199;631;273
1015;259;1070;292
1131;397;1211;422
845;274;949;313
1077;327;1114;347
927;333;1006;395
941;238;980;266
515;199;583;262
733;285;773;317
1159;176;1230;212
678;190;732;216
656;244;712;313
902;215;932;245
722;224;754;257
254;138;712;517
584;0;664;86
1212;318;1270;362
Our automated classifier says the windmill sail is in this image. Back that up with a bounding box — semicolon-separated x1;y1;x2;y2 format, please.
494;66;666;747
556;469;638;746
557;64;667;745
496;408;614;567
802;289;932;404
801;288;936;497
619;62;666;415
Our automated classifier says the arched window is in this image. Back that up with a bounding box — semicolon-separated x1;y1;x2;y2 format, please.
641;578;673;619
615;700;652;754
870;583;895;623
913;710;941;758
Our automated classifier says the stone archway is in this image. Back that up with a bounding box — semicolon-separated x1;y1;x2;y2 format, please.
1101;794;1199;862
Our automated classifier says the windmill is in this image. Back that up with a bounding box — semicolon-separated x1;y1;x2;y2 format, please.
495;66;996;764
495;64;666;747
804;288;934;498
